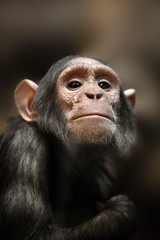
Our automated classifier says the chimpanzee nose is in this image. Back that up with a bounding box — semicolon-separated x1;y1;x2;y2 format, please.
85;92;102;100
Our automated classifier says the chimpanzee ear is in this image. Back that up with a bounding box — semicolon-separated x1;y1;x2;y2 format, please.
124;89;136;108
14;79;38;122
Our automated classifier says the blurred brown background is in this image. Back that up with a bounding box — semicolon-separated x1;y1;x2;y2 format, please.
0;0;160;238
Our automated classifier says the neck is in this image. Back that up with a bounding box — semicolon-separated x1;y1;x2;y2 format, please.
48;138;121;226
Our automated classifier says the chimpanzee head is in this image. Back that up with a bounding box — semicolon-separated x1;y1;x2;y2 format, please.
14;56;136;154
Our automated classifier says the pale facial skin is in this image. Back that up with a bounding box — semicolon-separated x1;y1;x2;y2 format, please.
55;57;120;144
14;57;135;145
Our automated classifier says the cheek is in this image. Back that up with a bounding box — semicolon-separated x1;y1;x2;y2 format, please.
108;90;119;106
58;96;83;123
56;88;75;115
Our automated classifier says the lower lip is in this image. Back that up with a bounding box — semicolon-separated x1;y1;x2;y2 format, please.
76;115;109;120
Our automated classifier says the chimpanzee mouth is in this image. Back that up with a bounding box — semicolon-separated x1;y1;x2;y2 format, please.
73;113;114;122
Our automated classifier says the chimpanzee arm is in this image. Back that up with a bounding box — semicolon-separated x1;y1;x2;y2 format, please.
38;195;137;240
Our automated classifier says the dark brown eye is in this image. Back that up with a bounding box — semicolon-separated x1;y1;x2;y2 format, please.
98;80;111;90
68;81;82;89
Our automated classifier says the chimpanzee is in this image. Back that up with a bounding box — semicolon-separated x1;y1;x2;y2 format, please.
0;56;137;240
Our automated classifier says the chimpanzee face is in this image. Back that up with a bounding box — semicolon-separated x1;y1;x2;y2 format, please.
55;57;121;144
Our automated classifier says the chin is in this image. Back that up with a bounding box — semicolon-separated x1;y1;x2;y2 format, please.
67;120;116;145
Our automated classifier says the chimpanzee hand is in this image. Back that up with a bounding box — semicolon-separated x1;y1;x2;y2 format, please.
39;195;137;240
73;194;137;240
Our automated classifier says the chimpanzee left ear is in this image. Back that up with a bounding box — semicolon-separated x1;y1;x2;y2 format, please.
124;89;136;108
14;79;38;122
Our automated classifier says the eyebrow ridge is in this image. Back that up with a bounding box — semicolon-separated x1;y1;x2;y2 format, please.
61;64;95;79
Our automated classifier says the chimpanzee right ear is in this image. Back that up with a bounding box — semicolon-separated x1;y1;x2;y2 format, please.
14;79;38;122
124;89;136;108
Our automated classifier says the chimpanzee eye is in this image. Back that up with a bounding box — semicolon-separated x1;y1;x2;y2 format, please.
98;80;111;90
68;80;82;89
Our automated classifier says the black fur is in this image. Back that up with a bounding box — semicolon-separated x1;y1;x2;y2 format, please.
0;56;137;239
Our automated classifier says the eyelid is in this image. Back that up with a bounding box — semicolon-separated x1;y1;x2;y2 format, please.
98;79;112;85
68;78;83;84
98;78;110;82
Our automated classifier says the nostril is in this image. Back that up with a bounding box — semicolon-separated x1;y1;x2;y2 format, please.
86;93;95;99
96;93;102;99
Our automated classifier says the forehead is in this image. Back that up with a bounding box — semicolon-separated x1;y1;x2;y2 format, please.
68;57;102;66
58;57;119;82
